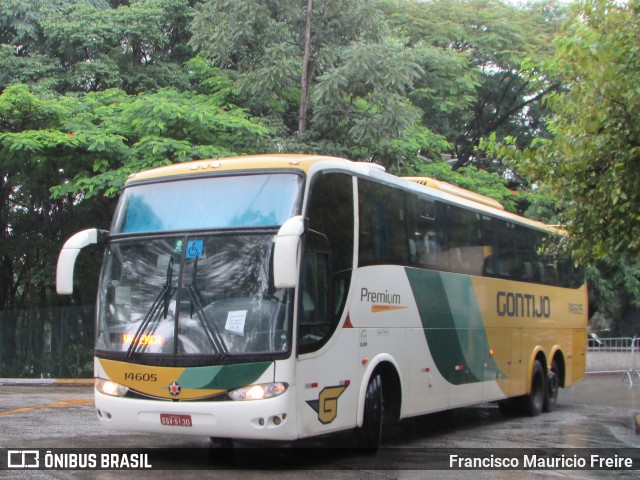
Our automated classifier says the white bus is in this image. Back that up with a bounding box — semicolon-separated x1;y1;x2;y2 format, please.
57;154;588;448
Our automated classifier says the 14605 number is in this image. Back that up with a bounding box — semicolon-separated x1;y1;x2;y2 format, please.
124;372;158;382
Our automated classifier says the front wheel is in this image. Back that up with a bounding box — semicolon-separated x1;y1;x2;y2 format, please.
357;373;383;451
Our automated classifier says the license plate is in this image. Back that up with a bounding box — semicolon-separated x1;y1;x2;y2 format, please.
160;413;192;427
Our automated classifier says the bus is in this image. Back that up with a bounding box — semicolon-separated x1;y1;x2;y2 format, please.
56;154;588;448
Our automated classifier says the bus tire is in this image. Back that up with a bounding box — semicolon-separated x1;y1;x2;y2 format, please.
522;359;545;416
358;373;383;452
543;359;559;412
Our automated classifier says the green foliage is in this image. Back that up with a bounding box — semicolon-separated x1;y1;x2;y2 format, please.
190;0;445;169
26;88;268;198
0;83;268;319
382;0;563;167
311;39;424;146
496;0;640;264
60;343;94;378
0;0;197;93
0;85;112;328
585;259;640;336
521;185;565;226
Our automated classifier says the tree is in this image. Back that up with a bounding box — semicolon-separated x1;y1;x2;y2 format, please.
0;0;199;94
0;83;268;372
189;0;443;169
505;0;640;264
382;0;565;170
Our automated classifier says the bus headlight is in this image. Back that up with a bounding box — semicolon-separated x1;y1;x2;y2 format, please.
95;378;129;397
228;383;288;401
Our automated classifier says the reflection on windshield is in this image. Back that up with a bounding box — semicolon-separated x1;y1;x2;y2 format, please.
96;235;291;360
125;257;176;358
112;173;303;233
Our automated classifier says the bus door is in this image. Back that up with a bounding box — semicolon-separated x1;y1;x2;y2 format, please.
294;172;358;437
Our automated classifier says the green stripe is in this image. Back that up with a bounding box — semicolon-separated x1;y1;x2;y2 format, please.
405;268;504;385
178;361;272;390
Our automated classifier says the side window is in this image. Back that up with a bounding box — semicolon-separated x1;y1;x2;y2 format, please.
532;231;586;288
534;232;561;286
490;220;517;279
513;225;535;281
447;206;486;275
412;197;449;270
298;173;354;354
358;179;411;267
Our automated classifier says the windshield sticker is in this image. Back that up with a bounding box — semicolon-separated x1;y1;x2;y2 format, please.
185;240;204;259
225;310;247;336
156;254;172;269
114;286;131;305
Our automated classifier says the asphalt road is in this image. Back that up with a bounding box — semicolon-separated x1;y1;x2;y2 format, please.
0;374;639;479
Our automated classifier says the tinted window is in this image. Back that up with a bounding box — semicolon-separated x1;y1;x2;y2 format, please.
299;173;354;354
412;198;448;270
447;206;486;275
353;177;584;289
358;179;411;267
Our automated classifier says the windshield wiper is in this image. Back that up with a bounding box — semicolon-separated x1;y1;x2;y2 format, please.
185;284;228;356
126;258;175;358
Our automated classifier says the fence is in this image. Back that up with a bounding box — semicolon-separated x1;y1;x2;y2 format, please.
0;306;95;379
587;337;640;385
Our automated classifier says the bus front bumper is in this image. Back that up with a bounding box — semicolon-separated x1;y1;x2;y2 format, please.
94;388;298;441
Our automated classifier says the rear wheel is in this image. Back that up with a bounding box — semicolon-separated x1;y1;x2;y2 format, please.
358;373;383;451
521;360;545;416
543;359;559;412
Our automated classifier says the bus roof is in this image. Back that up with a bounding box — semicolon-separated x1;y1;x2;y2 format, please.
125;154;344;183
125;154;561;235
403;177;505;211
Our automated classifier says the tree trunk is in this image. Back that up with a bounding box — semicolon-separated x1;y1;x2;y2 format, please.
298;0;313;133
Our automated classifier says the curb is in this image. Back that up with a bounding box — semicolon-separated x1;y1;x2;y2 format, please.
0;378;94;386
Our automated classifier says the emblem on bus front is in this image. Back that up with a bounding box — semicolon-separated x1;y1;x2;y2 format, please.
306;384;349;424
168;381;181;397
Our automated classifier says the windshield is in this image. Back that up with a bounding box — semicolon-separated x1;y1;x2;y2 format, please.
96;234;291;361
112;173;303;234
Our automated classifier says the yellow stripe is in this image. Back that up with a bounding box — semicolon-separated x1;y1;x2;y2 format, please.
126;154;345;183
0;399;93;416
98;358;225;400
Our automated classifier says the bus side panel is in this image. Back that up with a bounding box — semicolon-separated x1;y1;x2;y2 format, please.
406;269;587;405
569;327;588;386
406;328;450;416
348;267;417;418
405;268;506;408
295;328;360;438
472;276;588;395
483;326;521;399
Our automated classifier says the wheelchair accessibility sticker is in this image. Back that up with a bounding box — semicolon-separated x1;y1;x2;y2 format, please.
185;240;204;259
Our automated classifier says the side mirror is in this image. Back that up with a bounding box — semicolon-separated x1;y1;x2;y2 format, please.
56;228;106;294
274;216;305;288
